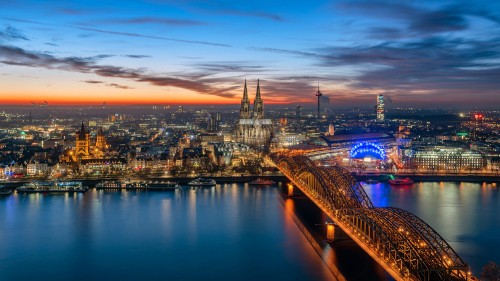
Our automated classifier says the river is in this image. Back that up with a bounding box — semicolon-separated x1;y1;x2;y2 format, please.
0;181;498;280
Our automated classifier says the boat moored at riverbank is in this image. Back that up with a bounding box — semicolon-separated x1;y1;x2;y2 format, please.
146;181;179;190
96;180;179;190
388;178;414;186
188;178;216;187
249;178;276;186
17;181;89;193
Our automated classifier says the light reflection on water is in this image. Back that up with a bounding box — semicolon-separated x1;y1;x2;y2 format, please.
1;181;497;280
0;185;335;281
362;181;500;274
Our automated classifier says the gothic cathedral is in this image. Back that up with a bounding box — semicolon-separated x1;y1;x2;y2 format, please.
235;80;274;147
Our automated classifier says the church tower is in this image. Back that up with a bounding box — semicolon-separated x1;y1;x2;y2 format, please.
235;79;273;148
75;122;90;159
240;79;251;119
253;79;264;119
96;127;107;151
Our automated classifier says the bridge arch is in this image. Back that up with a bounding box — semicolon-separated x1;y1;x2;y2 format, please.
270;152;469;281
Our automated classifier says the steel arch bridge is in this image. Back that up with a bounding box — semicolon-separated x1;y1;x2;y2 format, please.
270;151;470;281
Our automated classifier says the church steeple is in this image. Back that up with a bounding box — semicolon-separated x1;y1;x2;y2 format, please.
96;127;107;150
243;79;249;101
253;79;264;119
255;79;261;101
240;79;251;119
75;121;90;159
78;122;86;140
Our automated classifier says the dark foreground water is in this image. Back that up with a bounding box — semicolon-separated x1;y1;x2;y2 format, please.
0;181;498;281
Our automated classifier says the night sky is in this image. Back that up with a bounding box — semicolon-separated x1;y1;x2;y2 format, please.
1;0;500;107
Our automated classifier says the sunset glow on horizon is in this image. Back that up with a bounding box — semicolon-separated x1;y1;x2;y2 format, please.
1;0;500;108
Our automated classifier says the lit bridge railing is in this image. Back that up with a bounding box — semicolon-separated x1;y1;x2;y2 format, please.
270;151;470;281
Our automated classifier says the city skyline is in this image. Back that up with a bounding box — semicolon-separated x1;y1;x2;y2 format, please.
1;0;500;108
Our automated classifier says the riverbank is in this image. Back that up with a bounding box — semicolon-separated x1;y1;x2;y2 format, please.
0;175;287;188
355;174;500;183
2;173;498;189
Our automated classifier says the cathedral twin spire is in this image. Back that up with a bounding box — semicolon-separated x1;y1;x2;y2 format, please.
240;79;264;119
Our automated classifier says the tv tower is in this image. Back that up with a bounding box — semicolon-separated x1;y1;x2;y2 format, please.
315;82;323;119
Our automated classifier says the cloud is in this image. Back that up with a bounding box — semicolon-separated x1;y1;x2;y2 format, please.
409;9;468;33
315;36;500;105
82;80;134;90
154;1;283;22
0;26;29;41
104;17;206;26
248;47;324;59
194;62;265;73
123;54;151;59
107;83;133;89
216;9;283;22
0;44;236;98
3;17;230;47
366;27;406;40
336;1;500;37
251;33;500;106
76;26;231;47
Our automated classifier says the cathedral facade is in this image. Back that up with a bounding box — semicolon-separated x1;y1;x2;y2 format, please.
73;122;107;161
235;80;274;147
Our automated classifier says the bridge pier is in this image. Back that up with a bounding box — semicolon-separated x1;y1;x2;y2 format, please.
326;223;335;242
287;183;294;197
324;222;350;243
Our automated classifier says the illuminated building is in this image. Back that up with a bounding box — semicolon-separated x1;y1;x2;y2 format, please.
235;79;274;147
26;162;49;176
71;123;108;161
406;147;485;171
327;123;335;136
350;142;386;160
275;132;307;148
75;122;90;159
95;127;107;151
376;94;384;122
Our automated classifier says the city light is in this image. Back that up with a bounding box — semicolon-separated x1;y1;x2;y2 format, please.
350;142;386;160
0;1;499;280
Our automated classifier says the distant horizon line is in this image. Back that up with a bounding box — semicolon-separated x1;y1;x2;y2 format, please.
0;103;496;111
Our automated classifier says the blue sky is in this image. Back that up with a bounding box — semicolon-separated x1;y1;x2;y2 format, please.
1;0;500;107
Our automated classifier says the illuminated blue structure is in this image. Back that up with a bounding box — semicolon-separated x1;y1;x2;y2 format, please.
350;142;386;160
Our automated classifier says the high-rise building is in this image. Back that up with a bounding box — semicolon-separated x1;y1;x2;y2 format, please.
235;79;274;147
208;113;221;132
295;105;301;119
376;94;385;122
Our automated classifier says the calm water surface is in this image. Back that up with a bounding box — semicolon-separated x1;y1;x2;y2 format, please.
0;184;334;281
0;181;498;280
